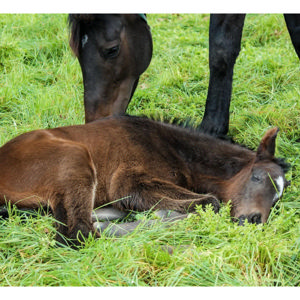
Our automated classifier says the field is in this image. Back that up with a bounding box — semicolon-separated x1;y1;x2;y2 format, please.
0;14;299;287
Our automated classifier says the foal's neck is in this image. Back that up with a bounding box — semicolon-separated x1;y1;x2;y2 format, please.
178;131;254;175
174;129;255;199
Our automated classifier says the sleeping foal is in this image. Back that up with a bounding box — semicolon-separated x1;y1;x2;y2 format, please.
0;116;290;246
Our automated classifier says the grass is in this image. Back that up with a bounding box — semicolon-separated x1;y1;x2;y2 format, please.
0;14;299;287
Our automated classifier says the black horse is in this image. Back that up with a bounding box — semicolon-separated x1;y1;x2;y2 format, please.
69;14;152;123
200;14;300;135
69;14;300;135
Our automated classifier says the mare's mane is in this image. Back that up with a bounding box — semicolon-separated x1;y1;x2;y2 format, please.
68;14;101;57
69;15;88;57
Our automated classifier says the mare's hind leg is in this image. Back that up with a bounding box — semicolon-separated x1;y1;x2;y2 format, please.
108;168;220;214
284;14;300;59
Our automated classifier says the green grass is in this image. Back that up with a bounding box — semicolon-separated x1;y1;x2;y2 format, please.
0;14;299;286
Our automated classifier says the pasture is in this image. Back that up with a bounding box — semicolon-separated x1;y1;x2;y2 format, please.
0;14;299;286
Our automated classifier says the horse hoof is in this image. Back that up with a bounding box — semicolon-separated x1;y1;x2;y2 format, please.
92;206;128;222
154;209;187;220
207;197;221;213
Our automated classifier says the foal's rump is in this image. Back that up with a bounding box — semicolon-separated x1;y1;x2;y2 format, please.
0;130;91;201
0;130;97;244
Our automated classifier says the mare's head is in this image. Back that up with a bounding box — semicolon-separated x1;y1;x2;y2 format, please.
69;14;153;123
225;128;290;225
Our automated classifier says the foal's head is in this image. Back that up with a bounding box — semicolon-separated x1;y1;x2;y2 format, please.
225;128;290;225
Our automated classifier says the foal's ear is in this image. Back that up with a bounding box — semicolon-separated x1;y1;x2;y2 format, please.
256;127;279;160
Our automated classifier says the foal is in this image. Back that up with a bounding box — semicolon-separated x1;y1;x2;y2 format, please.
0;116;290;245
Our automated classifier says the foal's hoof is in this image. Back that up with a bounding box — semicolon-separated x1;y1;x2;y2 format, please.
93;220;157;237
154;209;188;220
92;206;128;222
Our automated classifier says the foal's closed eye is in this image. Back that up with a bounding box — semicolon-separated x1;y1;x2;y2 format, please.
251;173;262;183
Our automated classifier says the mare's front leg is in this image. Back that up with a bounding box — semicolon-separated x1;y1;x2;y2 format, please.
284;14;300;59
200;14;246;136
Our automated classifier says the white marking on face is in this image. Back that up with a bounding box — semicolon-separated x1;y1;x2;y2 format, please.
82;34;88;48
273;176;284;203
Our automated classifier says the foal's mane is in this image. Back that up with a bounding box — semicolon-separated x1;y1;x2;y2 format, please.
144;113;235;142
138;114;291;174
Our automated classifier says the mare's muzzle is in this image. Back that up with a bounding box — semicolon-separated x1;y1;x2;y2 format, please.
238;213;262;226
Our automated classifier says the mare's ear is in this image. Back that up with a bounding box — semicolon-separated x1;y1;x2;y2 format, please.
256;127;279;161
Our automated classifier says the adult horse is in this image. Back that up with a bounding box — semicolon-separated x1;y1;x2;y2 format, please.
69;14;300;135
68;14;152;123
201;14;300;135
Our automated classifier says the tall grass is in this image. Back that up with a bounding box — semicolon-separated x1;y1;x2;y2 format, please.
0;14;299;286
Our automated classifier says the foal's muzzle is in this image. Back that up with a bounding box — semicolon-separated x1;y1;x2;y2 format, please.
238;213;262;225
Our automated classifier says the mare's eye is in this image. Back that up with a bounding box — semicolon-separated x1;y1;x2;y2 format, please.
251;173;262;183
102;45;120;59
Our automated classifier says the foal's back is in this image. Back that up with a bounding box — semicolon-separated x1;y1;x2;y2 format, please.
49;116;254;182
50;116;249;163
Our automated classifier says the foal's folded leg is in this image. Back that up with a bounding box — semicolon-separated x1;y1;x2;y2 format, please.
47;143;98;246
108;168;220;214
144;178;221;213
93;168;220;237
92;206;129;222
93;213;188;237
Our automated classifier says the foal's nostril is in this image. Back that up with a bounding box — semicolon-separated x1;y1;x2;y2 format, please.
238;213;262;225
249;213;262;224
238;215;246;226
